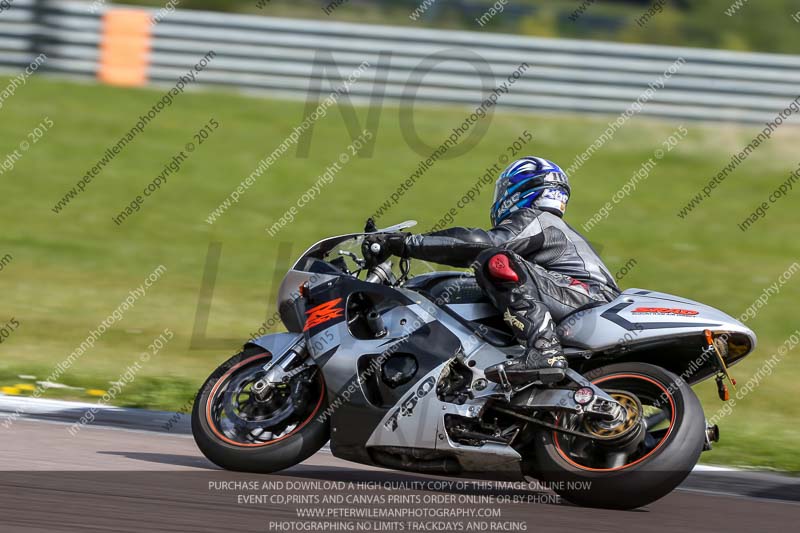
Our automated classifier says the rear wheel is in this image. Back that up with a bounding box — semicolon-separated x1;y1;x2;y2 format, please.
528;362;705;509
192;347;330;473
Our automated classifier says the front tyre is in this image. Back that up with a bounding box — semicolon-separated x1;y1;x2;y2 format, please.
529;363;705;509
192;347;330;473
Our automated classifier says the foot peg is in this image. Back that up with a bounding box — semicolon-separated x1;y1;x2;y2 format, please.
485;363;566;386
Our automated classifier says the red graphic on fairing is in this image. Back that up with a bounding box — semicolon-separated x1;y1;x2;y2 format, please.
632;307;699;316
303;298;345;331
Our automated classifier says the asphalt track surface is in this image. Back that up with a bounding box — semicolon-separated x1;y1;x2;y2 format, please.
0;418;798;533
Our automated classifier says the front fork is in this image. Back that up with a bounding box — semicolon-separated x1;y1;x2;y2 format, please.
251;338;313;400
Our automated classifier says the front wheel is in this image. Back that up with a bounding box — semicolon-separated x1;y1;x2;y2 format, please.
192;347;330;473
528;362;705;509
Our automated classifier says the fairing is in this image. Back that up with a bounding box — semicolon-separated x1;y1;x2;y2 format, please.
557;288;757;353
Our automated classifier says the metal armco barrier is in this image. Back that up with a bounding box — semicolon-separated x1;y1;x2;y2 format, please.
2;0;799;124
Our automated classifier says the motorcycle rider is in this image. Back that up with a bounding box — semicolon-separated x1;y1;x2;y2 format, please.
371;156;620;385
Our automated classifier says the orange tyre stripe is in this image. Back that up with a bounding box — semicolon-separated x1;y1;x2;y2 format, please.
205;353;326;448
553;373;677;472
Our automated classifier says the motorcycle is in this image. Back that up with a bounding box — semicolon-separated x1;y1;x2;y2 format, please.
192;220;757;509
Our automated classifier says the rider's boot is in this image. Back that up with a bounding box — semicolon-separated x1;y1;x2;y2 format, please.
485;311;567;386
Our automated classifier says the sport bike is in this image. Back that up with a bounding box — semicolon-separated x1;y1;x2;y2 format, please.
192;220;756;509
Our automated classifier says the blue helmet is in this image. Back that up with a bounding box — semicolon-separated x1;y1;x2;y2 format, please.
490;156;571;226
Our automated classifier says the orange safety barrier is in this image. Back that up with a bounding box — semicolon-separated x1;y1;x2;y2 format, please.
97;9;152;87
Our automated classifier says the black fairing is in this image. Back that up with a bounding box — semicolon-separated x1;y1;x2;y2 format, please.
404;271;489;303
405;271;516;346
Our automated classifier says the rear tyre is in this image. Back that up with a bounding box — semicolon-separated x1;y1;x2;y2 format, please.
528;362;705;509
192;347;330;473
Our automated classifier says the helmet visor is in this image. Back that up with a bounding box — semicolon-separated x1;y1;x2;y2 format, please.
490;176;506;225
491;176;505;207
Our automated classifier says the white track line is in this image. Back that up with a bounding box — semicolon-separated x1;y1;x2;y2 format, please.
0;395;757;472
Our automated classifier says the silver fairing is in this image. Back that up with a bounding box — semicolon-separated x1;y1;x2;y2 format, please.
362;292;523;478
365;360;524;480
556;288;757;353
360;287;757;476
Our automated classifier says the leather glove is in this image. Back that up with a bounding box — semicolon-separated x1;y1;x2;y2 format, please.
363;233;410;266
383;232;411;257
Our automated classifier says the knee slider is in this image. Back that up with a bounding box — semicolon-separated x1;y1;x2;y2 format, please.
487;253;519;282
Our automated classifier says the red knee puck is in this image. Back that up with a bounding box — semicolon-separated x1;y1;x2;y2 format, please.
487;253;519;282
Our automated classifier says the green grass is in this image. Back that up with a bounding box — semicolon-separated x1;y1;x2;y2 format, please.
1;75;798;470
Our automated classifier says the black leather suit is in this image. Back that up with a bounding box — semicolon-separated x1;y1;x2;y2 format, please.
402;208;620;359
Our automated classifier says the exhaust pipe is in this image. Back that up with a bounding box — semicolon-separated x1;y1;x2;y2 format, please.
372;449;462;475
